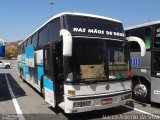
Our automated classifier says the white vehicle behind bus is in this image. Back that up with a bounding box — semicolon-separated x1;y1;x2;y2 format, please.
0;60;11;69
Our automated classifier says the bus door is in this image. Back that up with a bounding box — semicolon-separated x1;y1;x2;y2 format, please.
43;45;56;107
151;50;160;103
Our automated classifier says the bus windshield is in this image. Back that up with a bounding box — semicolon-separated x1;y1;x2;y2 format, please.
65;38;129;82
64;15;125;40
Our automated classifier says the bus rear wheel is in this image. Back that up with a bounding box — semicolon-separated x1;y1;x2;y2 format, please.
132;81;150;103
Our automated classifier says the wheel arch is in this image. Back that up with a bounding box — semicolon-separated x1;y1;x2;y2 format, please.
5;65;10;68
132;76;151;86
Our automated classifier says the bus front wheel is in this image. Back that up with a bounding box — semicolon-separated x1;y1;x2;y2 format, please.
132;81;150;103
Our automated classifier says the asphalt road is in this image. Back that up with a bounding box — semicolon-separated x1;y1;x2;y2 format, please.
0;60;160;120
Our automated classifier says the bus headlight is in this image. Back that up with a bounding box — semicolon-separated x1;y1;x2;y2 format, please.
68;90;75;96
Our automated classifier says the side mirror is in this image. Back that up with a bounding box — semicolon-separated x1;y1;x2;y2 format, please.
127;36;146;56
60;29;72;57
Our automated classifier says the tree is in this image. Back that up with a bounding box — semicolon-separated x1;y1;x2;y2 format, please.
5;46;17;59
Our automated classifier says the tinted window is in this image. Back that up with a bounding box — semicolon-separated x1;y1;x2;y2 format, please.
48;18;60;43
129;28;144;40
24;42;27;53
32;33;38;49
26;39;29;46
64;16;125;40
126;28;144;50
154;25;160;48
72;39;104;65
38;25;49;48
21;43;24;53
125;31;129;37
145;28;151;49
44;47;53;77
24;41;27;48
19;45;22;54
27;37;32;46
129;41;140;50
152;50;160;76
17;46;20;55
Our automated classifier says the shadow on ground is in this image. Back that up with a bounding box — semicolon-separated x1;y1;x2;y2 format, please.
0;73;25;101
49;101;134;120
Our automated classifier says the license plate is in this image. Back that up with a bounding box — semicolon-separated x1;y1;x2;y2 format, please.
101;98;112;105
73;101;91;107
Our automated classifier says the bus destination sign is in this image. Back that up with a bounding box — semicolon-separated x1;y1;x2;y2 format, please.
72;27;125;38
65;16;126;40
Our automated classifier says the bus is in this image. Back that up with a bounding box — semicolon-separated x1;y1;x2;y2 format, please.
17;12;145;113
0;39;5;57
125;20;160;103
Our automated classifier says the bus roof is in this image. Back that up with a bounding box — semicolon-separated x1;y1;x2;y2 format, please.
125;20;160;30
56;12;122;23
19;12;122;46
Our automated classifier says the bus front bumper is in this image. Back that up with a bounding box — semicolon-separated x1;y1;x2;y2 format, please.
64;90;132;113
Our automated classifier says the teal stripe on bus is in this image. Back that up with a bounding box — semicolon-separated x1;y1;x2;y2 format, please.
38;65;44;81
44;76;54;90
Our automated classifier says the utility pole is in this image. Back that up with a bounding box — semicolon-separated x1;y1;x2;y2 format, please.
49;0;55;18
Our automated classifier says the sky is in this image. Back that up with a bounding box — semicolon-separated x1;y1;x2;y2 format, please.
0;0;160;42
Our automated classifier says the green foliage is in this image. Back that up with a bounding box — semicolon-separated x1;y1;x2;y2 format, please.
4;40;22;59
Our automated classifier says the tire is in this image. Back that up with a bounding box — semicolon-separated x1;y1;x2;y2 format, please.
5;65;10;69
41;88;45;98
132;80;150;103
40;76;45;98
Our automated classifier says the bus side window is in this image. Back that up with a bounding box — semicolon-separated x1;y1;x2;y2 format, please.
48;18;60;43
20;44;22;54
44;47;53;78
154;25;160;48
145;28;151;49
129;41;140;51
38;25;49;48
130;28;144;40
32;33;38;49
17;46;19;54
125;31;129;37
127;28;144;51
23;42;26;54
27;37;32;46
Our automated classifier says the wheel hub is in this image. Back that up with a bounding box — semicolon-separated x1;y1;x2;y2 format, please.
134;84;147;98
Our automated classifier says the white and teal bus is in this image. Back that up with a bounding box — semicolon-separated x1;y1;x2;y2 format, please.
17;12;145;113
